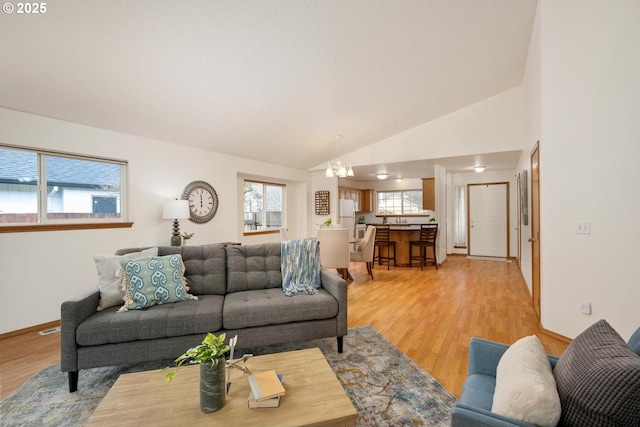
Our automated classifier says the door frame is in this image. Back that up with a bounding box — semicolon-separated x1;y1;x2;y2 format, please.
530;142;541;319
466;182;510;257
517;173;522;266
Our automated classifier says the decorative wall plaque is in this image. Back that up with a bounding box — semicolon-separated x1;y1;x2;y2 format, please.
315;191;330;215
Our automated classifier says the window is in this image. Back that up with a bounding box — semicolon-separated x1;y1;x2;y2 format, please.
454;185;467;247
243;180;284;232
0;145;128;225
377;190;423;215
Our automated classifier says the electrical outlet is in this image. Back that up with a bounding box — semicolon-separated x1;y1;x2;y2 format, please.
576;222;590;234
581;302;592;315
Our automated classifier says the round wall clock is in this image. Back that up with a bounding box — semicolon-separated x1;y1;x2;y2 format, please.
181;180;219;223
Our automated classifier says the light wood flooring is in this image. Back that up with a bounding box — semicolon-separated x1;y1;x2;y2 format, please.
0;254;569;401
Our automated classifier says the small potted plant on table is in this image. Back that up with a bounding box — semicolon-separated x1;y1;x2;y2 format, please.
181;232;194;245
165;333;230;413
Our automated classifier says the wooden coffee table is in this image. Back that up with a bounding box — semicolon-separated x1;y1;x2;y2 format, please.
86;347;357;427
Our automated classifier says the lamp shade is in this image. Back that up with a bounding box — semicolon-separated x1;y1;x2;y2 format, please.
163;200;190;219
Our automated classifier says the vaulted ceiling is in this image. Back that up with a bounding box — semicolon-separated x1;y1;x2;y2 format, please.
1;0;537;179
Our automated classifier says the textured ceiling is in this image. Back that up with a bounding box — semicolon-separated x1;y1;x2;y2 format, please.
0;0;537;176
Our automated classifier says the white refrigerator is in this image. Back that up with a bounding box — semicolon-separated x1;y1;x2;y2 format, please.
339;199;356;238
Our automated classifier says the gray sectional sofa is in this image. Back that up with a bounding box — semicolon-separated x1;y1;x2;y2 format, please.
61;242;347;392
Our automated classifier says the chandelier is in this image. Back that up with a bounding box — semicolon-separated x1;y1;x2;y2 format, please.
325;135;354;178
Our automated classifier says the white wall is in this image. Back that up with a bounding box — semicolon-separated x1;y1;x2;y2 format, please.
518;0;542;293
523;0;640;340
0;108;310;333
434;165;448;264
315;86;526;171
309;170;339;235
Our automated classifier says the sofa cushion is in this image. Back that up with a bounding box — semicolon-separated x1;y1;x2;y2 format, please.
226;243;282;293
76;295;224;346
117;254;196;311
223;288;338;330
176;244;227;295
115;245;227;296
553;319;640;427
492;335;561;427
94;247;158;310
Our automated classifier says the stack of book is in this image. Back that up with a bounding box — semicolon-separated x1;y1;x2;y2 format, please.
247;370;285;409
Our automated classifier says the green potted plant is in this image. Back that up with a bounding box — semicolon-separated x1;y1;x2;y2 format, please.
165;333;230;413
320;217;333;228
181;232;194;245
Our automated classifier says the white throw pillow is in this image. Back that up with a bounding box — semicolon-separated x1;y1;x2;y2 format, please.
94;247;158;310
491;335;561;427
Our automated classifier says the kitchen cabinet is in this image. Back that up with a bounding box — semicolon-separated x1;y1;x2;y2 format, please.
360;189;373;212
339;187;373;212
422;178;435;211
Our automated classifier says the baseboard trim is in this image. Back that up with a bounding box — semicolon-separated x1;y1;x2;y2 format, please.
0;320;61;340
540;325;572;344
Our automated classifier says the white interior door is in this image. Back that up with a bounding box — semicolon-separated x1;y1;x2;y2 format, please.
469;183;508;257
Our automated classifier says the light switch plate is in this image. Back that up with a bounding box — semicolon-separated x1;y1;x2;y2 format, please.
576;222;590;234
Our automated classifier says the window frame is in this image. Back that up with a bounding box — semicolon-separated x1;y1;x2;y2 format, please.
242;179;285;236
376;189;425;216
0;144;131;232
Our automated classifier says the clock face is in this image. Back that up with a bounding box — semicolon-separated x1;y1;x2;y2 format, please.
181;181;218;223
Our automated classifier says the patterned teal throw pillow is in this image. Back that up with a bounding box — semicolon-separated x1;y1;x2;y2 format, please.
116;254;197;312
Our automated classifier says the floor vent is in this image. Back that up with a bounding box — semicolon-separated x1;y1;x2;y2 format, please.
39;327;61;336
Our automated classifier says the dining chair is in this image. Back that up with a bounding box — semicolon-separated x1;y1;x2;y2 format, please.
373;224;396;270
316;228;350;280
409;224;438;270
349;225;376;280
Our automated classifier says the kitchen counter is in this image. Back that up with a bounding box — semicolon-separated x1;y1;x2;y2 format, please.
368;224;438;266
388;225;421;231
368;223;436;230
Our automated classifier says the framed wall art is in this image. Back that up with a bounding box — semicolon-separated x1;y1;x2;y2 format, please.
315;191;330;215
520;170;528;225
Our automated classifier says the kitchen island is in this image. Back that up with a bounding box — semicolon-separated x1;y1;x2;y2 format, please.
369;224;438;267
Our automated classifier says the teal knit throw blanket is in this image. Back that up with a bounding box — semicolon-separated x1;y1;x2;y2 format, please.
281;239;321;296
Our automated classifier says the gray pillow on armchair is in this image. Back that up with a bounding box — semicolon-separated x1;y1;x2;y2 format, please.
553;319;640;427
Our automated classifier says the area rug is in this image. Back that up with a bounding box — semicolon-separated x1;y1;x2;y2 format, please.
0;325;456;426
466;255;511;262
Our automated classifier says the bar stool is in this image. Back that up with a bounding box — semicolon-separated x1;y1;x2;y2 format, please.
373;225;396;270
409;224;438;270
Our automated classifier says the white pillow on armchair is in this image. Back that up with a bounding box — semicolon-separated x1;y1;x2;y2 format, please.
491;335;561;427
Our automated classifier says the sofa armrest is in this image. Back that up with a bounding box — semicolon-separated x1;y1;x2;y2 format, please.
320;267;348;337
451;403;531;427
629;326;640;355
468;337;510;377
60;288;101;372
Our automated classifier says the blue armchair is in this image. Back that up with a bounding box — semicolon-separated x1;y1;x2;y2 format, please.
451;327;640;427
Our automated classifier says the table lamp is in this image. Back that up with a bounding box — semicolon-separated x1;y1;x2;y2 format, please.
163;200;190;246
